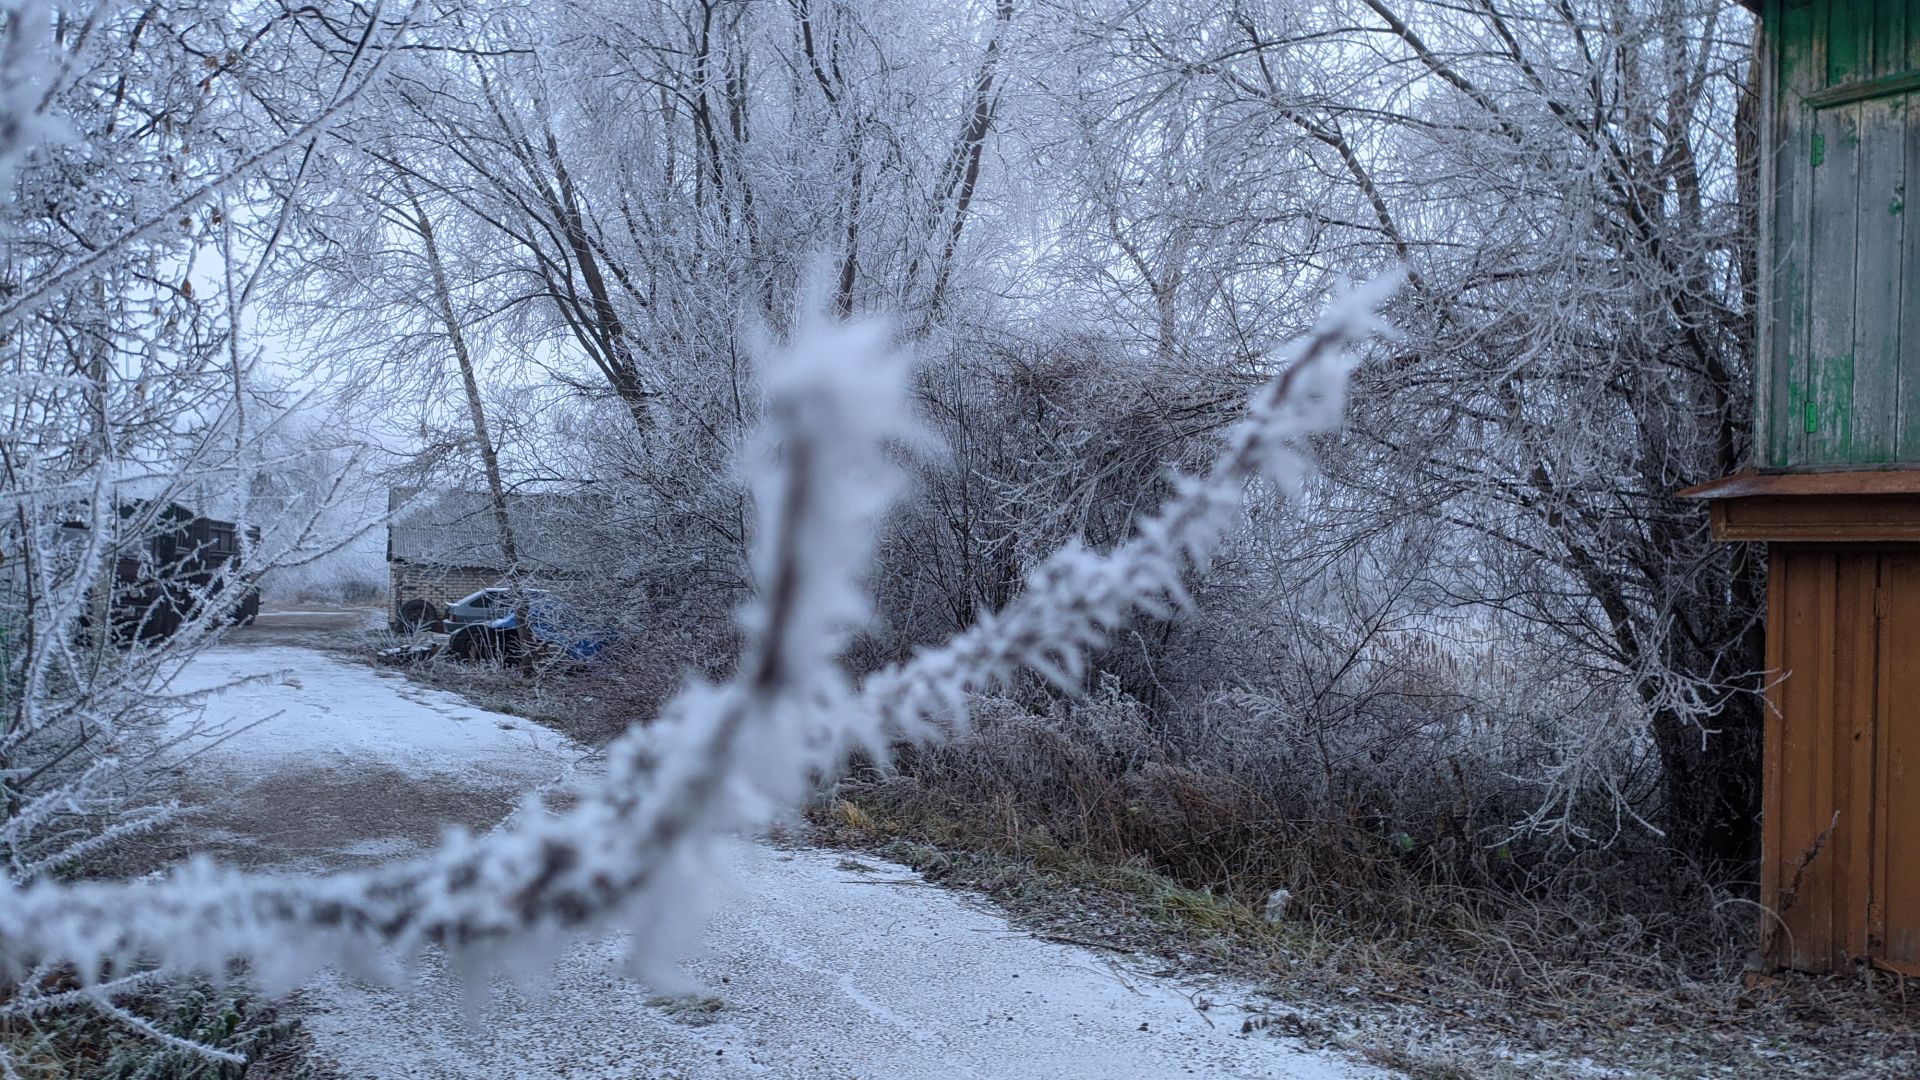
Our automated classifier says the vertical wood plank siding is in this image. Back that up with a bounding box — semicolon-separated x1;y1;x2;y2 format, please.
1808;101;1859;461
1765;0;1814;465
1763;0;1920;467
1765;545;1920;973
1880;554;1920;967
1852;94;1906;460
1745;2;1920;977
1901;92;1920;453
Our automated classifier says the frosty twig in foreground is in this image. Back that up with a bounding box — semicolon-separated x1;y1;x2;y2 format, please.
0;280;1395;989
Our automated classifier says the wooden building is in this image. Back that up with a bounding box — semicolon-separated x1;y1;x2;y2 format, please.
1686;0;1920;974
385;488;601;632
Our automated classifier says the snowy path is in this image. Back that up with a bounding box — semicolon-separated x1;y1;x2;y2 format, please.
171;642;575;786
168;638;580;872
174;628;1385;1079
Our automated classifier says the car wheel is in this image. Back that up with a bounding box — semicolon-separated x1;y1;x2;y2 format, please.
448;624;506;662
396;598;441;634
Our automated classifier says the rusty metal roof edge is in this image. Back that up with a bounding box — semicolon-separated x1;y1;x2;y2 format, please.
1680;467;1920;500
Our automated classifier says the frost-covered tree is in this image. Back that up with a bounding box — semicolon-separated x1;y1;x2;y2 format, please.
0;0;415;1064
280;0;1765;877
0;276;1401;1004
1020;0;1760;872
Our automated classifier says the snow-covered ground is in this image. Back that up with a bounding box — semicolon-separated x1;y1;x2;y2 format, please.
299;843;1379;1080
169;642;578;787
171;622;1385;1079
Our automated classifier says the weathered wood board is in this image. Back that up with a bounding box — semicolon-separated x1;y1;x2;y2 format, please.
1762;542;1920;974
1760;0;1920;467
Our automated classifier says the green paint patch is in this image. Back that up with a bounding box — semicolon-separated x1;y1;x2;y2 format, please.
1808;354;1858;463
1812;131;1826;166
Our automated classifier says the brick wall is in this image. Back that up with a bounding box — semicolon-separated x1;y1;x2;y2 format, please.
389;560;500;621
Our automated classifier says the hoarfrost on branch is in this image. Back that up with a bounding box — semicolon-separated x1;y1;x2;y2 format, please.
0;277;1398;990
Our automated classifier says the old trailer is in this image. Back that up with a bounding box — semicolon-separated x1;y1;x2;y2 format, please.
65;502;262;642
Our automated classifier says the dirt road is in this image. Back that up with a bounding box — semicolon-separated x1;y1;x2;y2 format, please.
172;612;1385;1079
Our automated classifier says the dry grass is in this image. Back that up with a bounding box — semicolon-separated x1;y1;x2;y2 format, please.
382;640;1917;1075
370;649;653;747
1;975;303;1080
809;697;1920;1078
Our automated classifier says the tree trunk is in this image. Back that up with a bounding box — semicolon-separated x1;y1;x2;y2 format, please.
403;181;530;663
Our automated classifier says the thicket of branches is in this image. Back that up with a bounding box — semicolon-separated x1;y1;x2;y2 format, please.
0;2;405;1067
1;0;1763;1070
296;0;1757;873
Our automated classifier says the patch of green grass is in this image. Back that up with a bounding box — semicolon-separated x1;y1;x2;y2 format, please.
1149;882;1257;933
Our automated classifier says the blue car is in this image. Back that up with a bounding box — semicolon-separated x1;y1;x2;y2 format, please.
445;591;607;662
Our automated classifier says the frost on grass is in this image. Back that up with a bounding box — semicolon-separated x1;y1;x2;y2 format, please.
0;280;1397;1001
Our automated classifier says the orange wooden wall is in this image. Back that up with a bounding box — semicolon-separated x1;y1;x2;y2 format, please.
1766;547;1920;973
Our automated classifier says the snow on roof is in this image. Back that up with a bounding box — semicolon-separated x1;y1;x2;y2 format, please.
386;487;604;574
